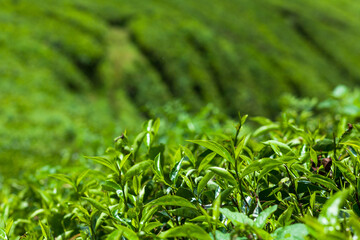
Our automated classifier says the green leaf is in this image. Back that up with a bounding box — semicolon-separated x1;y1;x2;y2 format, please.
235;137;246;160
170;157;185;183
115;225;139;240
212;195;221;222
86;156;117;173
332;160;356;186
119;153;131;170
220;208;253;226
82;197;108;213
50;174;75;189
198;172;215;195
39;221;52;239
318;188;351;226
313;139;334;151
106;229;122;240
253;124;279;137
263;140;292;156
143;221;163;233
310;148;318;166
308;174;339;191
213;231;232;240
271;223;309;240
153;153;164;178
159;223;211;240
340;140;360;150
102;180;122;193
4;219;12;236
124;160;153;181
182;146;196;167
255;205;277;229
198;152;217;172
76;169;90;187
0;229;7;240
188;140;234;166
241;158;282;178
208;167;237;186
146;195;196;209
140;206;159;229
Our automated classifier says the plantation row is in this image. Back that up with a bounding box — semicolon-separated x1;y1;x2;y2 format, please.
2;87;360;239
2;0;360;175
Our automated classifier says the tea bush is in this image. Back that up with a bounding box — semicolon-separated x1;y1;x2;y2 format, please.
2;88;360;239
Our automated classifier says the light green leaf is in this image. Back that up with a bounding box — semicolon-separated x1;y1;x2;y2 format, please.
271;223;309;240
188;140;234;166
76;170;90;187
124;160;153;181
0;229;7;240
254;205;277;229
198;172;215;195
340;140;360;150
159;223;211;240
170;157;185;183
241;158;282;178
50;174;75;189
182;146;196;167
153;153;164;178
308;175;339;191
115;225;139;240
86;156;117;173
310;148;318;166
319;188;351;226
253;124;279;137
198;152;217;172
332;161;356;186
146;195;196;209
213;195;221;222
143;221;163;233
102;180;122;192
106;229;122;240
220;208;253;226
208;167;237;186
82;197;108;213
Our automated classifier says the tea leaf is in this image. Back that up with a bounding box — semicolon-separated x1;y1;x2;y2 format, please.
188;140;234;166
255;205;277;229
153;153;164;178
271;223;309;240
208;167;237;186
124;160;153;181
159;223;211;240
220;208;253;226
146;195;197;209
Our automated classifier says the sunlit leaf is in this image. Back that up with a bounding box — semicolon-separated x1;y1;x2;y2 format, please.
159;223;211;240
146;195;197;209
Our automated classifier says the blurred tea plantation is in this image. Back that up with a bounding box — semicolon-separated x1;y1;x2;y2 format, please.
1;0;360;176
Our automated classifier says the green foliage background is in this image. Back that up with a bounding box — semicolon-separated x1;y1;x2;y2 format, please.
1;1;360;176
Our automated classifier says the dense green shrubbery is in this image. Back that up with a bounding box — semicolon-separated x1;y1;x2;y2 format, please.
2;88;360;239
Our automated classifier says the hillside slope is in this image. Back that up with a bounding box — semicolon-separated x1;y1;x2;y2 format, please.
1;0;360;173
